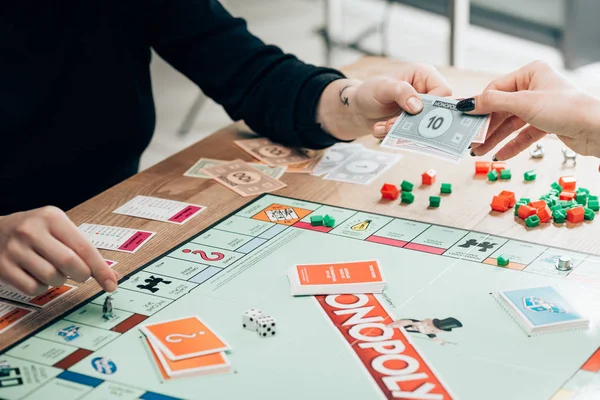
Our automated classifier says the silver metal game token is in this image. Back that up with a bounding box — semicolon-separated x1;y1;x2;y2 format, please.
530;143;544;159
562;148;577;165
555;255;573;271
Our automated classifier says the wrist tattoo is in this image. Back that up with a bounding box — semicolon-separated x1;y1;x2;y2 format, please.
339;84;353;106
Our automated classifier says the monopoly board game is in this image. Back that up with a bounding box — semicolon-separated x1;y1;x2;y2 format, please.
1;194;600;400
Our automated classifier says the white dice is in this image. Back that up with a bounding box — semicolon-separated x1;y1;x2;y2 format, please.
242;309;263;331
256;315;276;338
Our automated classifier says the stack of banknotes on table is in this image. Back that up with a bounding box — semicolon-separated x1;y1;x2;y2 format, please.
381;94;491;162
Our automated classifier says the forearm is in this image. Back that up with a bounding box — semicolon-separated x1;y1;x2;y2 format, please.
578;94;600;157
316;78;367;141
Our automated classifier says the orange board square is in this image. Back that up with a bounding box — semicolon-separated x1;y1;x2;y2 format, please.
140;316;230;361
252;204;312;225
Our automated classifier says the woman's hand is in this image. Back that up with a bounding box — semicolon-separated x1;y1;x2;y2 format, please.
462;60;600;160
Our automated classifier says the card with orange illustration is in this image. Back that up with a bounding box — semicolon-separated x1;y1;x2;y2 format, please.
140;316;231;361
287;260;386;295
145;338;231;379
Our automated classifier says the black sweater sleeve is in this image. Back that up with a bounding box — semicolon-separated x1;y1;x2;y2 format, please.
150;0;345;149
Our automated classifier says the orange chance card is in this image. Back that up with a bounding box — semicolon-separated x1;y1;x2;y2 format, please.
145;338;230;379
140;316;231;361
294;260;383;286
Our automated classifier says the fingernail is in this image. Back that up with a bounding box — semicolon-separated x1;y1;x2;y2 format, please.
104;279;117;293
470;151;476;157
407;97;423;113
492;157;498;162
374;125;386;136
456;98;475;112
468;144;472;149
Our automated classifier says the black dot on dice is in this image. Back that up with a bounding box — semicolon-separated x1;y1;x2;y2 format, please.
272;332;275;335
262;333;267;337
243;324;246;328
271;323;275;327
267;328;271;332
262;324;266;328
250;318;253;322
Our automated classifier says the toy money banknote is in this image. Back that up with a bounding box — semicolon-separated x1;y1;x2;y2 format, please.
381;94;490;158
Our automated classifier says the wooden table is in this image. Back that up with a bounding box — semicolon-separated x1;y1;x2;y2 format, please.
2;56;599;351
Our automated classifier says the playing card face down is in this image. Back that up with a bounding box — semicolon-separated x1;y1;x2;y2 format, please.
140;316;231;360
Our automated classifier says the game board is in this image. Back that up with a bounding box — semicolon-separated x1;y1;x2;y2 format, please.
1;194;599;400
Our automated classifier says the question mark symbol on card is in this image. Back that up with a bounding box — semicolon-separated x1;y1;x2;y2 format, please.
165;331;205;343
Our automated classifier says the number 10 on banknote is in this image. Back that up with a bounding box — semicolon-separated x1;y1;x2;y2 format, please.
381;94;490;158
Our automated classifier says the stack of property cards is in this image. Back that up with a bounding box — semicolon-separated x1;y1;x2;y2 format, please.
287;260;386;296
381;94;490;162
492;286;589;336
140;316;232;379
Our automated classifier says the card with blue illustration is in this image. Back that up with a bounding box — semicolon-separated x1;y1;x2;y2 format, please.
496;286;589;335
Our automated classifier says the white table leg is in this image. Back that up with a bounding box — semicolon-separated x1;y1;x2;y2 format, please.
449;0;470;67
326;0;345;43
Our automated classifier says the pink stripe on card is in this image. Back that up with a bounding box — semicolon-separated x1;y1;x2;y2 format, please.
293;221;333;233
168;205;203;223
365;236;408;248
118;231;153;252
404;242;446;255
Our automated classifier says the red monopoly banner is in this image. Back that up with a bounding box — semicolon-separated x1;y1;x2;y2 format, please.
316;294;452;399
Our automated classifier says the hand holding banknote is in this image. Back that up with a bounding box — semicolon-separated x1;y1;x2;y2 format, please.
464;60;600;160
